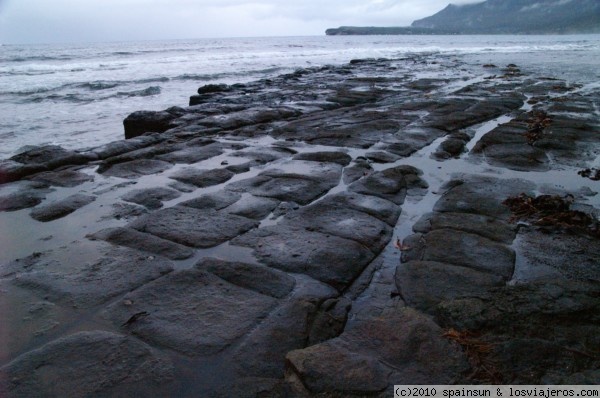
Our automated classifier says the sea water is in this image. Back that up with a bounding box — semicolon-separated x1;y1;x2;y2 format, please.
1;34;599;159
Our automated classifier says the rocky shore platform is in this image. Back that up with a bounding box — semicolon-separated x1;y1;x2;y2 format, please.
1;55;599;396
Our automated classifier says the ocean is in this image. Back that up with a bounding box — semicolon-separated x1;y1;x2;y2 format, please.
1;34;599;159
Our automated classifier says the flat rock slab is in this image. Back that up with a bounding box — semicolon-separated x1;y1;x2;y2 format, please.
100;159;173;179
0;280;78;363
480;141;550;171
224;195;279;220
10;145;95;169
321;192;401;227
2;240;173;308
197;258;295;299
424;96;523;132
180;190;241;210
194;106;300;130
395;261;505;313
121;187;181;209
436;280;600;383
433;175;534;219
292;151;352;166
230;147;292;164
0;331;174;397
0;160;46;184
285;308;468;395
91;133;164;160
29;193;96;222
434;136;468;159
272;107;410;149
284;199;392;253
232;225;374;290
260;159;342;182
129;205;259;248
404;229;515;279
0;181;54;212
413;211;517;244
365;150;402;163
349;165;425;205
227;175;335;205
437;280;600;337
157;142;224;164
102;202;148;221
382;126;447;157
106;266;279;355
228;275;341;381
28;169;94;187
95;143;178;170
170;167;234;187
343;159;373;184
212;378;286;398
513;226;600;282
473;108;600;171
88;227;194;260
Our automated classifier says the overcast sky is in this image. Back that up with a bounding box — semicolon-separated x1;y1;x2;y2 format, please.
0;0;477;44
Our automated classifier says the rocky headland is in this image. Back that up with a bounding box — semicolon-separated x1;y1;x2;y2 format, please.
0;55;599;396
327;0;600;35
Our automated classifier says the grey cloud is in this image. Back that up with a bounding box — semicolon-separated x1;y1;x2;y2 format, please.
0;0;477;44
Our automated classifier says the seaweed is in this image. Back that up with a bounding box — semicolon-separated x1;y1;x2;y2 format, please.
578;168;600;181
503;193;600;238
444;328;502;384
525;110;552;145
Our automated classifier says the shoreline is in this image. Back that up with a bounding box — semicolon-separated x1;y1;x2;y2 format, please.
1;54;599;395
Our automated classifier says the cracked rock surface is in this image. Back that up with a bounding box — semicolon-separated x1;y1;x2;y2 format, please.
1;55;599;395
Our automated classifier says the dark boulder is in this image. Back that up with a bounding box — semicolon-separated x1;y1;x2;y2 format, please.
123;110;179;139
197;83;230;94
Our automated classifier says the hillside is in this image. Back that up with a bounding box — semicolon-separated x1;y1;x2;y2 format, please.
411;0;600;34
327;0;600;35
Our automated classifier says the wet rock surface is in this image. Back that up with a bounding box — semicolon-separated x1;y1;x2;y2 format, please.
1;56;599;395
121;186;181;209
27;169;94;187
129;206;259;248
2;240;174;308
286;308;469;395
105;264;281;355
0;331;174;397
0;181;54;212
29;193;96;222
170;167;234;187
88;227;194;260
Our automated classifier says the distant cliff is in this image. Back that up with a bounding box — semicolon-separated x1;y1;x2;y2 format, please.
327;0;600;35
412;0;600;34
325;26;458;35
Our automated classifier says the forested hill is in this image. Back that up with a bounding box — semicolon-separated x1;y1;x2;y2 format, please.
327;0;600;35
411;0;600;34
